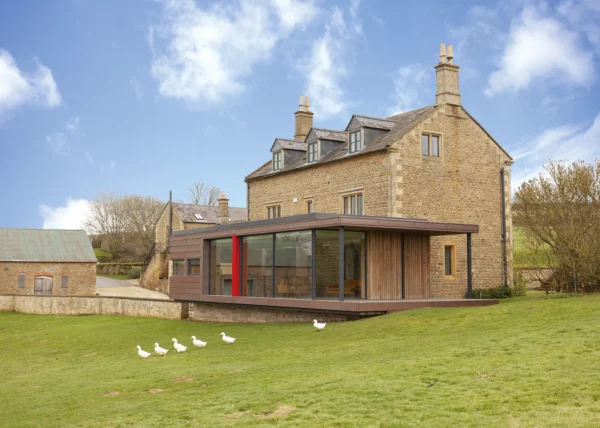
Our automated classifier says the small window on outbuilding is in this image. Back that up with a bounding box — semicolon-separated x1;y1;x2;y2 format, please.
305;200;313;214
61;274;69;288
18;273;26;288
422;133;441;157
194;213;203;220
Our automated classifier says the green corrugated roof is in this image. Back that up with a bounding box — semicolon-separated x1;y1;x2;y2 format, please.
0;229;97;263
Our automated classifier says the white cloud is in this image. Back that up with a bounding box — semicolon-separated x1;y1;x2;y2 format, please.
0;49;61;117
46;132;68;155
66;116;79;133
305;0;362;117
271;0;318;32
557;0;600;50
85;152;94;165
388;65;431;116
40;198;90;230
150;0;317;104
511;112;600;188
485;6;595;96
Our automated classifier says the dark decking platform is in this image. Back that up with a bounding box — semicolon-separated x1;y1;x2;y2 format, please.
182;295;498;316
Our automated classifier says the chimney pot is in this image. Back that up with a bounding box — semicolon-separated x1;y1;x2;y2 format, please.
305;96;310;109
447;45;454;64
440;43;447;62
218;192;230;224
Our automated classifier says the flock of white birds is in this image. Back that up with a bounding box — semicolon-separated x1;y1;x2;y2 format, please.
135;319;326;359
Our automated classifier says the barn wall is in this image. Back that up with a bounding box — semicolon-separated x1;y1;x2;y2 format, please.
0;262;96;296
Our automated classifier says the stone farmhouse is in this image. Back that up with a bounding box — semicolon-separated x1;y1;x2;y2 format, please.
166;44;513;321
0;229;97;296
142;193;247;292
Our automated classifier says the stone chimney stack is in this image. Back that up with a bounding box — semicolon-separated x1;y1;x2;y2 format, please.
218;192;230;224
294;95;314;141
435;43;461;105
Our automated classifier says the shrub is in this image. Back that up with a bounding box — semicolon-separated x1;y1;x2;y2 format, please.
127;267;142;279
512;271;527;297
468;287;513;299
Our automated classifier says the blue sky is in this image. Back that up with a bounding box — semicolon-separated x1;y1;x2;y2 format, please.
1;0;599;229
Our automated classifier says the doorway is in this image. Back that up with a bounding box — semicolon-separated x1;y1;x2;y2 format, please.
34;276;53;295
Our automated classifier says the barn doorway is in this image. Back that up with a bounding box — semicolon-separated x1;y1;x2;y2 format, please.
34;276;53;295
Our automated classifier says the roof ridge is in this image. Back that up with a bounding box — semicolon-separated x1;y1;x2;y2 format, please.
312;127;347;133
0;228;86;232
353;114;395;122
386;105;434;120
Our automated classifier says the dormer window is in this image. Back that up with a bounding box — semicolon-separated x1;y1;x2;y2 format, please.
273;151;282;171
349;130;362;153
307;141;319;163
193;213;203;220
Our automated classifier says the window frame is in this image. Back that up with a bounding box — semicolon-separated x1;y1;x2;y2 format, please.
61;274;69;289
187;259;200;276
307;141;319;163
342;192;364;216
172;259;185;276
266;204;282;219
17;273;26;289
421;132;442;158
272;151;282;171
349;129;363;154
443;244;456;279
305;199;313;214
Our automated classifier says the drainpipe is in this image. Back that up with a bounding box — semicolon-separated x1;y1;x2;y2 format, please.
500;169;508;287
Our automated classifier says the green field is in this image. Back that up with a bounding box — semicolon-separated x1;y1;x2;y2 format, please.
513;227;555;268
97;273;128;281
2;293;600;427
93;248;113;262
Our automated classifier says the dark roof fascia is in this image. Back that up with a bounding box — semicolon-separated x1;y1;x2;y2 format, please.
460;106;513;160
171;213;479;239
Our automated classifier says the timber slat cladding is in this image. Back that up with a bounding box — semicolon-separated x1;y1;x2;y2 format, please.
367;231;403;299
404;233;430;299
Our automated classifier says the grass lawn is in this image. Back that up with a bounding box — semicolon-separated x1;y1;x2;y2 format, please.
97;273;128;281
2;293;600;427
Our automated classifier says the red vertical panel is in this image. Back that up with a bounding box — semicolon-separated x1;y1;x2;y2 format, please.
231;234;240;296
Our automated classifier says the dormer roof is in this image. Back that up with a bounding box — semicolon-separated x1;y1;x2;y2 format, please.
346;115;397;131
270;138;306;153
309;128;347;142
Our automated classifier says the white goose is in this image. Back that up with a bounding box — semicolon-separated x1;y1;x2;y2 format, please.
313;319;326;331
220;332;236;344
154;342;168;356
172;338;187;353
191;336;207;348
136;345;151;359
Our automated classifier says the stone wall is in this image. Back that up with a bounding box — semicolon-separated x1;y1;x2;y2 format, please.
247;151;392;220
97;263;143;276
0;295;184;320
393;104;513;297
0;262;96;296
190;302;353;323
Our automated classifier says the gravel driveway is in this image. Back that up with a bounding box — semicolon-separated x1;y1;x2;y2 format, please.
96;276;132;288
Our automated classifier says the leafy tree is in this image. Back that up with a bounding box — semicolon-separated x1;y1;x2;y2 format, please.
514;160;600;292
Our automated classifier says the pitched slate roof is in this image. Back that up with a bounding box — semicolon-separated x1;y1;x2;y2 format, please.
312;128;347;142
246;105;436;180
351;115;397;130
173;203;247;224
270;138;306;153
0;229;97;262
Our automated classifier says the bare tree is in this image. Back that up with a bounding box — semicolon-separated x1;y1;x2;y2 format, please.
84;193;127;255
514;160;600;292
121;195;164;254
187;182;221;206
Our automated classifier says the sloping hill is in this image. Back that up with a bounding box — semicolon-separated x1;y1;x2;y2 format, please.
1;292;599;427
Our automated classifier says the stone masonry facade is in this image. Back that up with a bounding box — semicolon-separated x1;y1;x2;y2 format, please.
0;262;96;296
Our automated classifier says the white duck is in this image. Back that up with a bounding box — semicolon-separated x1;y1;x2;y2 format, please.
313;319;326;331
172;338;187;353
154;342;168;356
220;332;236;344
136;345;151;359
191;336;207;348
